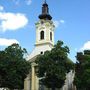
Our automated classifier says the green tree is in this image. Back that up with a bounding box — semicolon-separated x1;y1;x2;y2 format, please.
0;44;31;89
74;50;90;90
35;41;74;90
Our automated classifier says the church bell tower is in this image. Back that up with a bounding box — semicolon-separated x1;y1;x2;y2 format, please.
28;0;55;60
35;0;55;54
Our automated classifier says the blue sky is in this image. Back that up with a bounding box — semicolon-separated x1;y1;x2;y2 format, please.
0;0;90;62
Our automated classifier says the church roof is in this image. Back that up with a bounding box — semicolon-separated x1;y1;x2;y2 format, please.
38;0;52;20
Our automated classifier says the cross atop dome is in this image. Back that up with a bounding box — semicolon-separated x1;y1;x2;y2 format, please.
38;0;52;20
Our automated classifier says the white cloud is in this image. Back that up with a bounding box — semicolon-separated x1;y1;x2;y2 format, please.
12;0;20;5
53;19;65;28
80;41;90;51
0;12;28;32
12;0;32;5
0;5;4;11
26;0;32;5
60;20;65;24
0;38;19;46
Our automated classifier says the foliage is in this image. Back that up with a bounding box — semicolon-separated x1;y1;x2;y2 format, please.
74;50;90;90
35;41;74;89
0;44;31;89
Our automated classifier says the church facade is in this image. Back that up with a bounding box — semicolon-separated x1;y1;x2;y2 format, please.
24;1;75;90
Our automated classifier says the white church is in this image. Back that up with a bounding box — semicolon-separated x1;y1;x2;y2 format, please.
24;1;75;90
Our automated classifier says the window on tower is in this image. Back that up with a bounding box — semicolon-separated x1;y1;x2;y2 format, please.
40;51;43;54
40;31;44;40
50;32;52;41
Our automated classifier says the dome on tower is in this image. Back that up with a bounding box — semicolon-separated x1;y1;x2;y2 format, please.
38;1;52;20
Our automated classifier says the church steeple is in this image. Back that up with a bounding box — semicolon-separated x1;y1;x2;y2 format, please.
35;0;55;49
39;0;52;20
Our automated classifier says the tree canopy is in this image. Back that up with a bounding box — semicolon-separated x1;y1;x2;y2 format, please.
0;44;31;89
35;41;74;90
74;50;90;90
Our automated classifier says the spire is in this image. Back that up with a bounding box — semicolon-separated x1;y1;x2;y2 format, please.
39;0;52;20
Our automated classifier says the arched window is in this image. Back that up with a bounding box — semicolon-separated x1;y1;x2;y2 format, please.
40;31;44;40
50;32;52;41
